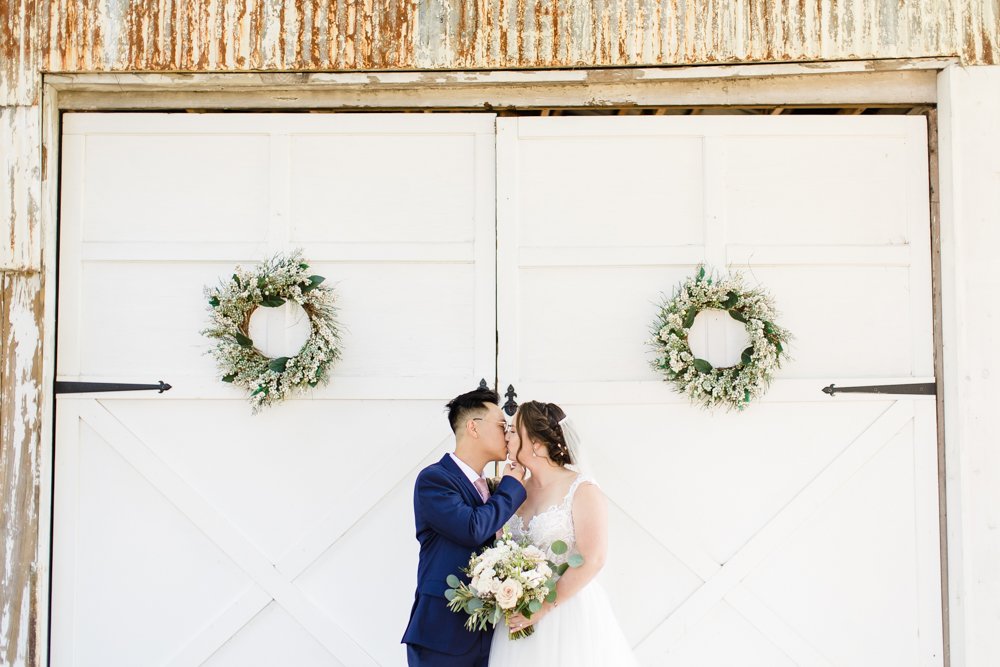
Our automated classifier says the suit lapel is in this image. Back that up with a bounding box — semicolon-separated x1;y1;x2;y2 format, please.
439;453;484;506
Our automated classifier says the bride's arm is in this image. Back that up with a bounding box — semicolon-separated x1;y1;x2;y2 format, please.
508;483;607;631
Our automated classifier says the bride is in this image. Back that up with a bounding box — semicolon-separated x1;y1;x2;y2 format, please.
489;401;638;666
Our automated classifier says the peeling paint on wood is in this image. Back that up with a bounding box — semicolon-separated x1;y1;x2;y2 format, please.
0;107;41;272
27;0;1000;73
0;271;43;667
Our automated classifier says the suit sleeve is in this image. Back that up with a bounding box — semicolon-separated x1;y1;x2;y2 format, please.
417;471;527;548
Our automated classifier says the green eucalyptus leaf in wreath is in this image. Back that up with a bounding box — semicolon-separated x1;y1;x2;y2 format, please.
267;357;290;373
697;266;706;281
257;276;266;290
302;275;326;293
234;332;253;347
693;358;713;373
298;263;309;270
260;295;286;308
208;296;220;308
764;321;776;335
721;291;739;309
682;308;697;329
775;341;784;354
567;553;585;568
744;389;752;403
232;273;241;286
446;574;462;589
741;347;754;365
729;309;747;323
251;385;268;397
221;373;236;383
550;540;568;555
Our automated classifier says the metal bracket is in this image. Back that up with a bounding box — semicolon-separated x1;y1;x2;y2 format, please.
503;385;518;416
822;382;936;396
56;381;172;394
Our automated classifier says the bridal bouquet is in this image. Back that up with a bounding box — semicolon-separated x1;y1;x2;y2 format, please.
445;532;581;640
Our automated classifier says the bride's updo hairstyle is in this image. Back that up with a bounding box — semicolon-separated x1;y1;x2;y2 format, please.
514;401;574;467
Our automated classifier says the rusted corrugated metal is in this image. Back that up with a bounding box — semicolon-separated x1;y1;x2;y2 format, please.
35;0;1000;72
0;271;43;667
0;0;41;105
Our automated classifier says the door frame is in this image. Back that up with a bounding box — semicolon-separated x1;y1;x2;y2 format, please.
37;58;955;666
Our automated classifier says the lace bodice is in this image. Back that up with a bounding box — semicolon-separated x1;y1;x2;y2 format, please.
506;475;596;565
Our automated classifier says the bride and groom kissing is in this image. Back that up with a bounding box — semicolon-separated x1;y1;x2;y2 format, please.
402;387;636;666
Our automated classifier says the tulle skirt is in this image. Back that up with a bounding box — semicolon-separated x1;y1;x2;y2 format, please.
488;581;639;666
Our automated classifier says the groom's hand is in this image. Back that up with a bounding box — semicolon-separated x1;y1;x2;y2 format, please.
500;460;525;482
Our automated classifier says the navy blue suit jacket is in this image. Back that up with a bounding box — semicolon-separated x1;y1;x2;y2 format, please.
402;454;527;655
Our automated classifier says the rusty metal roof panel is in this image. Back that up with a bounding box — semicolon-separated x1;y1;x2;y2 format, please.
0;0;42;105
27;0;1000;74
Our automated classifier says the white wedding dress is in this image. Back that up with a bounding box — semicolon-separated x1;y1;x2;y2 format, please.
489;475;639;666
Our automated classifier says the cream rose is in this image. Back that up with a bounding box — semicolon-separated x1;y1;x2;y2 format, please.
495;578;524;610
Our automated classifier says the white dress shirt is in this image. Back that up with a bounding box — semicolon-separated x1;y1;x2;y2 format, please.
449;453;483;485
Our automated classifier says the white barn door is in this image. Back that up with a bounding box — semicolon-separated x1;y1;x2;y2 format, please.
53;113;496;667
497;116;942;666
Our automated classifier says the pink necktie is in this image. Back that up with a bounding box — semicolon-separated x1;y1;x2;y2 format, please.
473;477;490;503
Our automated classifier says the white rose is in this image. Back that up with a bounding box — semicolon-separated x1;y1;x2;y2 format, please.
482;576;502;594
495;578;524;610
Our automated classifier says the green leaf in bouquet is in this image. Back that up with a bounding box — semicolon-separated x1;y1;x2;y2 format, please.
446;574;462;589
528;600;542;614
491;606;502;625
444;589;458;601
693;358;713;373
466;598;484;613
545;587;558;604
556;563;570;576
567;553;585;568
550;540;568;555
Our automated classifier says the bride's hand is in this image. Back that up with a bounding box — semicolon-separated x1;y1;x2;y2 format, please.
507;605;550;633
500;460;525;482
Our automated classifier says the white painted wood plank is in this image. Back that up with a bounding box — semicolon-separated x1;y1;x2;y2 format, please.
637;401;914;654
76;401;378;666
55;134;86;376
63;112;498;136
49;405;82;667
725;586;835;667
913;401;945;666
473;119;498;384
726;244;913;266
496;118;520;389
165;587;272;667
79;242;477;263
277;434;453;577
518;246;704;267
512;378;938;404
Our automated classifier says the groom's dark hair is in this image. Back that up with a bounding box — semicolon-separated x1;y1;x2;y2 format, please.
446;387;500;434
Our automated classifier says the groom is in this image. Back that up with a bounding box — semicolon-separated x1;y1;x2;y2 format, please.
402;387;527;666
